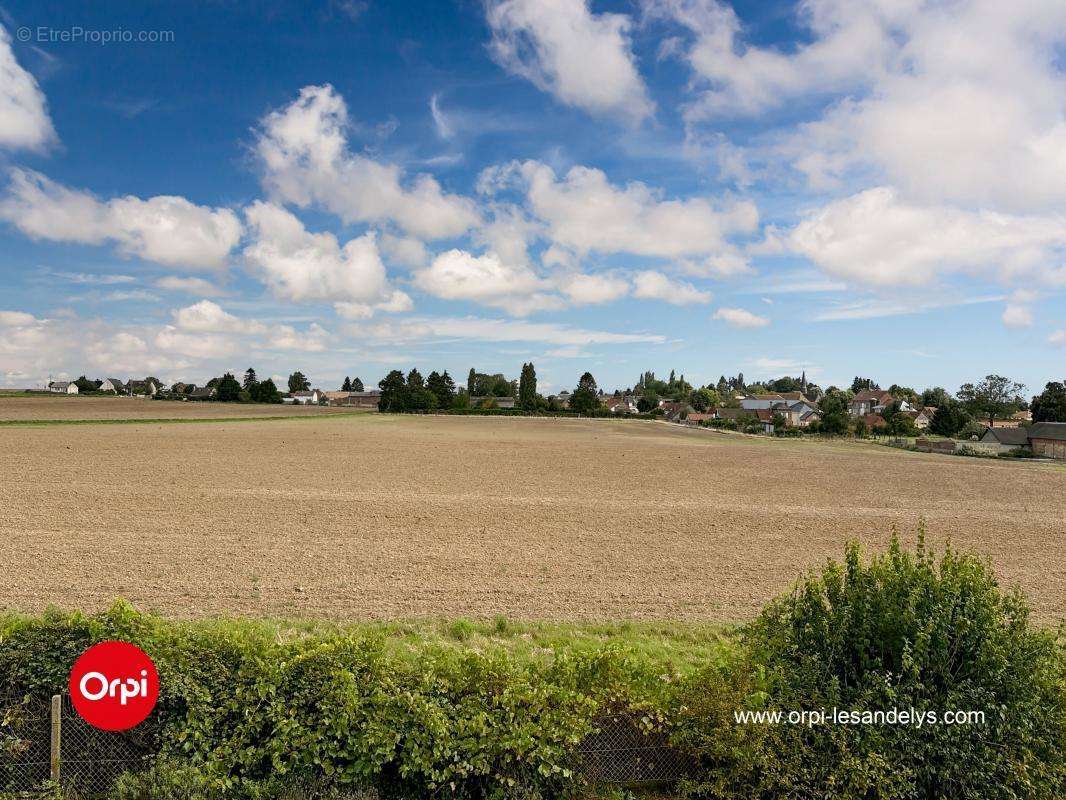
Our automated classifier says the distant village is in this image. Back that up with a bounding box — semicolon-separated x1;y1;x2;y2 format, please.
41;363;1066;461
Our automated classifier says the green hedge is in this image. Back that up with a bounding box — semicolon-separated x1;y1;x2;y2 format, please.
2;533;1063;799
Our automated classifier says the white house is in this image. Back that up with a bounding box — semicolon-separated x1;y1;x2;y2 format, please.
285;389;324;405
99;378;124;393
48;381;78;394
740;394;785;411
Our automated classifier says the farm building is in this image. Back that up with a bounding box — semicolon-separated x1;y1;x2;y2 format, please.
325;390;381;408
1028;422;1066;459
469;396;516;409
980;427;1030;447
285;389;324;405
99;378;124;393
47;381;78;394
127;379;160;396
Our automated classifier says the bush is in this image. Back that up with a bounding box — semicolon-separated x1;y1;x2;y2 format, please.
672;529;1066;799
0;608;663;799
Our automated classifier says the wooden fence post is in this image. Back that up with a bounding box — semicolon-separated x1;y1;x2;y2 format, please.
50;694;62;782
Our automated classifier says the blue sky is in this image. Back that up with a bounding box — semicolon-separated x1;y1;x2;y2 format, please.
0;0;1064;396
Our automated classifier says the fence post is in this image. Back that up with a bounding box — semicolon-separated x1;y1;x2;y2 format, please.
50;694;62;782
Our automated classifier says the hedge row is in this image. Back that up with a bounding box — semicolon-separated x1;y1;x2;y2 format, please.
2;533;1063;799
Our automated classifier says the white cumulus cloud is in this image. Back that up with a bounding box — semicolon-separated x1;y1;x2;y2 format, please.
256;84;479;239
631;270;711;305
486;0;653;123
0;169;241;270
0;25;56;151
713;307;769;328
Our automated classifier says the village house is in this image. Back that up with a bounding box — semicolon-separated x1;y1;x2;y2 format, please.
986;410;1033;428
170;382;191;395
979;426;1030;449
1028;422;1066;460
604;396;638;413
659;401;687;422
99;378;124;393
910;407;937;429
127;379;160;397
848;390;906;417
48;381;78;394
188;387;216;401
740;393;786;411
285;389;325;405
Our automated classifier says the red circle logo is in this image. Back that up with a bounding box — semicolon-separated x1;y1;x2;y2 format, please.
68;641;159;731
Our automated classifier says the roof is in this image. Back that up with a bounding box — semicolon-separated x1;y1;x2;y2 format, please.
292;390;318;397
48;381;71;389
852;390;893;404
105;378;124;386
863;413;887;427
687;413;715;422
749;393;785;401
982;426;1029;446
1029;422;1066;441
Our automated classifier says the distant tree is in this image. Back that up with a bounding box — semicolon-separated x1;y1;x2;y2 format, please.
73;376;97;393
342;377;352;392
451;388;470;410
467;368;477;395
920;386;953;408
377;370;407;412
716;376;729;395
216;373;242;402
851;376;880;393
427;370;456;410
769;376;803;393
853;418;868;438
1031;381;1066;422
958;374;1026;427
351;377;364;392
888;384;919;405
882;401;918;436
571;372;600;414
518;362;537;410
820;390;850;435
251;378;282;404
929;404;969;437
242;368;257;390
688;387;718;412
637;390;660;413
407;368;425;390
288;372;310;393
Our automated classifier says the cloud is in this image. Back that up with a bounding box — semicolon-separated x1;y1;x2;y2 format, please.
510;160;757;259
558;272;630;305
1050;330;1066;347
0;310;38;327
333;289;414;320
0;24;56;151
648;0;898;120
266;322;331;352
343;315;666;347
1002;304;1034;329
0;169;241;270
784;187;1066;287
631;270;711;305
414;248;563;316
49;270;136;286
486;0;653;123
813;294;1005;322
379;232;429;268
713;307;769;328
243;201;400;306
171;300;266;334
154;276;225;296
256;84;479;239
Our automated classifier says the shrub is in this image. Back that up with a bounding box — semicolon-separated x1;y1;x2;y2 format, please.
672;529;1066;799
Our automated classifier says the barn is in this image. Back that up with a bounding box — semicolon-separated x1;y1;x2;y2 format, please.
1028;422;1066;460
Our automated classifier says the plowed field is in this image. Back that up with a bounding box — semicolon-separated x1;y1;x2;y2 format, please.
2;413;1062;622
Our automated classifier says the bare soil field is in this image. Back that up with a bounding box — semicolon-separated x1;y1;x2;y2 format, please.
0;394;358;421
1;414;1063;622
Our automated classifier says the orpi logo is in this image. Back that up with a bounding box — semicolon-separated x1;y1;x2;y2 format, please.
68;641;158;731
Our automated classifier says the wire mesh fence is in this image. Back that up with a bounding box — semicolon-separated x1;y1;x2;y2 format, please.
573;708;695;786
1;694;153;797
2;698;691;795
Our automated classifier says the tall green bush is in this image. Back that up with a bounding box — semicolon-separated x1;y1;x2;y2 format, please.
673;531;1066;799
